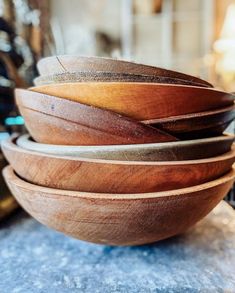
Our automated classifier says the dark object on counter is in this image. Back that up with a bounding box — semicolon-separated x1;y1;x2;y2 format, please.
0;86;14;124
0;149;18;220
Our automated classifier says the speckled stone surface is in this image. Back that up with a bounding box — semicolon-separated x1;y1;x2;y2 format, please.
0;201;235;293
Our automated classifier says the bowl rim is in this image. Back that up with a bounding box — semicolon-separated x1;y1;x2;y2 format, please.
5;134;235;166
142;104;235;124
29;81;234;94
37;55;213;87
3;165;235;199
17;133;235;152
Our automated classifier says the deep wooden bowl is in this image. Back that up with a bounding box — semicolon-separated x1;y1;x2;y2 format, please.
15;89;176;145
144;105;235;139
3;165;234;245
34;71;207;87
30;83;234;120
36;55;212;88
17;134;235;162
2;136;235;193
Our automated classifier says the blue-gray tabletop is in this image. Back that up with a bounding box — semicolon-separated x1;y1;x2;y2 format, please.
0;201;235;293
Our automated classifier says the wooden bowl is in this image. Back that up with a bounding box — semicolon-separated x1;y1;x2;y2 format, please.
36;56;212;88
3;165;234;245
2;136;235;193
143;105;235;139
34;71;208;87
15;89;176;145
17;134;235;162
30;83;234;120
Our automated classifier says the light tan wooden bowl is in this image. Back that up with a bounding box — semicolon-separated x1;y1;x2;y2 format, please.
2;136;235;193
3;165;235;245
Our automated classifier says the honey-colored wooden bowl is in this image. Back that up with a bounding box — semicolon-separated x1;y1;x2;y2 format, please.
17;134;235;162
30;83;234;120
36;56;212;88
144;105;235;139
15;89;176;145
34;71;207;87
2;136;235;193
3;165;234;245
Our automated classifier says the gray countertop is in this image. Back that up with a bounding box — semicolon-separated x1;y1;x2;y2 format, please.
0;201;235;293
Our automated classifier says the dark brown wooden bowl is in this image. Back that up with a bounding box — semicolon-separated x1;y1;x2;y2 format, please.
2;136;235;193
3;165;234;245
17;134;235;162
34;71;208;87
30;83;234;120
143;105;235;139
37;56;212;88
15;89;176;145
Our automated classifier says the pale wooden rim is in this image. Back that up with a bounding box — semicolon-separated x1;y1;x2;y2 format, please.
3;165;235;199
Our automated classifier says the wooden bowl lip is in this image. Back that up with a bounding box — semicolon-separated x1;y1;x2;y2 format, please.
29;82;234;96
5;135;235;166
17;133;235;153
37;55;213;87
142;104;235;124
33;71;208;88
3;164;235;199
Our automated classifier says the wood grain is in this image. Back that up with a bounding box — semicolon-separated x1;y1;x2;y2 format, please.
30;83;235;120
17;134;235;162
15;89;176;145
144;105;235;139
36;56;213;88
34;71;208;87
2;136;235;193
3;165;234;245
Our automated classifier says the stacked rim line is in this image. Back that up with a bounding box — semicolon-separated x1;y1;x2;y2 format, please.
2;55;235;246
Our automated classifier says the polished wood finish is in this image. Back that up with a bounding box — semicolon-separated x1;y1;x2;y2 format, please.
34;71;208;87
37;56;213;88
144;105;235;139
2;136;235;193
17;134;235;162
30;83;234;120
15;89;176;145
3;165;234;245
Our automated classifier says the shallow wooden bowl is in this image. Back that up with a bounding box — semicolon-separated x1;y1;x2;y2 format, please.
17;134;235;162
30;83;234;120
144;105;235;139
15;89;176;145
37;56;212;88
2;136;235;193
34;71;207;87
3;165;234;245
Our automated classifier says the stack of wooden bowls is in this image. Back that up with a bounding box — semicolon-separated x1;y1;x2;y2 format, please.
2;56;235;246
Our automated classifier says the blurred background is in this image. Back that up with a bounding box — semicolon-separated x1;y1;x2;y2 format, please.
1;0;235;214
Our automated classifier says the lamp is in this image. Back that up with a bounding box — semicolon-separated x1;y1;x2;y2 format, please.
213;3;235;90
